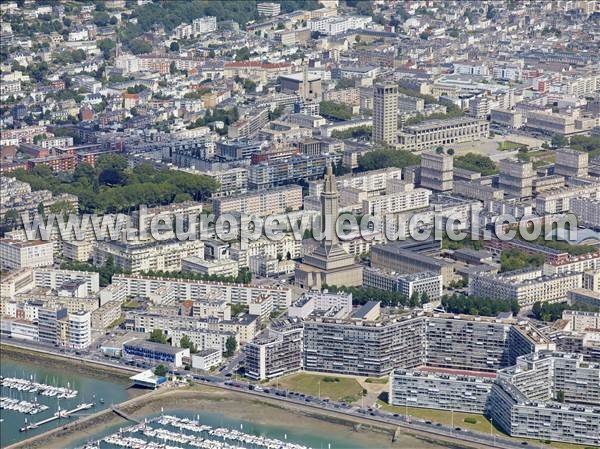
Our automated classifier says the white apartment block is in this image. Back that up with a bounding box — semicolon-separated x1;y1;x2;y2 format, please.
562;310;600;332
0;239;53;270
113;274;292;309
192;16;217;34
191;349;222;370
257;2;281;17
181;256;239;278
309;167;403;197
0;268;34;299
534;183;600;214
308;16;372;35
543;253;600;276
583;269;600;292
67;311;91;349
248;294;275;321
362;187;431;215
288;291;353;319
33;268;100;296
170;328;234;353
230;234;301;269
93;238;204;273
469;269;582;307
212;185;302;217
571;197;600;227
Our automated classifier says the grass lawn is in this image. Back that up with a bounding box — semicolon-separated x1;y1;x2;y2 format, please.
377;400;495;434
365;376;388;384
122;299;142;310
377;401;591;449
498;140;527;151
272;373;364;403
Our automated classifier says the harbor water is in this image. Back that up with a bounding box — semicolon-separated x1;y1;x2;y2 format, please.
0;357;130;447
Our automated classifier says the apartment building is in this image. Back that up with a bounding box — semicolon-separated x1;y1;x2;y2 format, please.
212;185;302;217
93;239;204;273
453;180;504;201
33;268;100;296
245;326;303;381
91;300;122;330
490;108;523;128
534;183;600;214
0;239;54;270
398;117;489;152
113;274;292;309
67;311;91;349
468;269;582;306
133;312;258;343
288;291;353;319
301;312;552;377
420;151;453;192
371;243;454;285
361;187;431;216
303;313;426;377
525;110;576;135
389;368;494;413
181;256;239;278
310;167;403;197
257;2;281;16
170;327;234;353
363;268;442;300
373;82;398;145
499;159;534;199
555;148;588;178
489;352;600;446
570;197;600;227
543;252;600;275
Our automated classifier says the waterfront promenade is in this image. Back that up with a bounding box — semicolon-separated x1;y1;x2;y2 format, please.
2;338;539;449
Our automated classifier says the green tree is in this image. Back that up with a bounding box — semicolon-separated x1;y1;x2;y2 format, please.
154;364;168;377
319;100;353;121
551;133;567;148
179;334;197;353
224;336;237;357
129;38;152;55
169;41;179;52
454;153;498;175
150;329;168;344
98;38;116;59
358;149;420;171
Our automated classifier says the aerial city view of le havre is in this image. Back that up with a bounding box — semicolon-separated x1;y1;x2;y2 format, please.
1;1;600;449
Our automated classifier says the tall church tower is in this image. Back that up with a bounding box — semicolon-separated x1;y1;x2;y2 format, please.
295;162;363;290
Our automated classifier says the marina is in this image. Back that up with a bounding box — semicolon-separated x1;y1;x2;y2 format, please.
76;415;316;449
0;356;130;448
1;376;78;398
0;396;49;415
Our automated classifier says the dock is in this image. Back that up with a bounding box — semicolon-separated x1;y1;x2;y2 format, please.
19;403;95;432
111;405;140;424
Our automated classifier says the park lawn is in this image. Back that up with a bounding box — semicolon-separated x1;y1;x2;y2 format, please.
377;401;590;449
272;373;363;402
498;140;527;151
